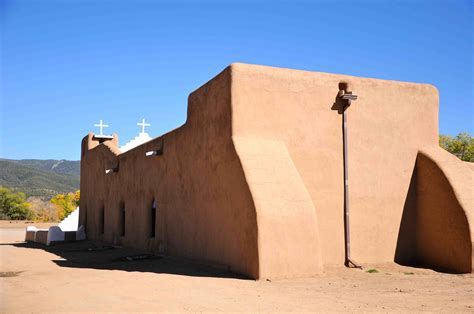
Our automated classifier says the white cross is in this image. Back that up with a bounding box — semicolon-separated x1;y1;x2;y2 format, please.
137;118;150;134
94;119;109;136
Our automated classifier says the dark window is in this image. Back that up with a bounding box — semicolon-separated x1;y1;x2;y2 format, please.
120;206;126;237
150;200;156;238
100;207;105;234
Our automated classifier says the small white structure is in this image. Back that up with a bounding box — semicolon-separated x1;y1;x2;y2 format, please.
25;207;86;246
58;207;80;231
120;118;153;152
94;119;109;136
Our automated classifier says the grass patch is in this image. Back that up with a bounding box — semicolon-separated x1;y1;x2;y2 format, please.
403;272;414;275
366;268;379;273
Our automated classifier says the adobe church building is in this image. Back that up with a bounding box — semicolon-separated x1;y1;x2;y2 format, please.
80;63;473;279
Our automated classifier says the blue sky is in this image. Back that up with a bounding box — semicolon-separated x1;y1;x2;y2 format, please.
1;0;472;160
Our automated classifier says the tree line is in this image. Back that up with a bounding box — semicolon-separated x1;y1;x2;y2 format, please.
439;132;473;162
0;187;79;221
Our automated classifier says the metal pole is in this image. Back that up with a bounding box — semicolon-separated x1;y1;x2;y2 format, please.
343;110;350;264
342;104;362;269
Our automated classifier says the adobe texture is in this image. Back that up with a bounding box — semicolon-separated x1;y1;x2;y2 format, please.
80;63;473;279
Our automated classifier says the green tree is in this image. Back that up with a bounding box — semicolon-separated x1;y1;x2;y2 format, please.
439;132;474;162
0;186;34;220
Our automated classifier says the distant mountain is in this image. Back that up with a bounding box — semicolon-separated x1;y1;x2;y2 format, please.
0;159;80;199
11;159;80;176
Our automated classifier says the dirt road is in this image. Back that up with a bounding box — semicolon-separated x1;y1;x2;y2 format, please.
1;227;473;312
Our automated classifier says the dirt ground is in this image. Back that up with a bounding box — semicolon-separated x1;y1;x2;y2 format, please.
1;226;473;313
0;220;58;229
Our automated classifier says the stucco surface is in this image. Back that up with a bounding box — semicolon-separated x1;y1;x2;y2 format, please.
233;137;322;278
80;63;472;279
395;147;473;272
81;69;259;278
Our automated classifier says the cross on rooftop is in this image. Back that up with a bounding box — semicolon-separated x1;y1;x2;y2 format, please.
94;119;109;136
137;118;151;134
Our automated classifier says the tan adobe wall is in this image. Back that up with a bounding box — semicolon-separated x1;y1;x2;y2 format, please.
396;147;473;273
80;63;473;279
80;69;259;278
230;63;438;266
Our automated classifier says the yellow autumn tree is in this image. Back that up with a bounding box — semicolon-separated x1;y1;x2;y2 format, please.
50;190;79;220
73;190;80;207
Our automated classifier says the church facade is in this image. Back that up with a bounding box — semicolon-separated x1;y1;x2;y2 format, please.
80;63;473;279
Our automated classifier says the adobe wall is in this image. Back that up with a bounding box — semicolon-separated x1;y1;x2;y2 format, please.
80;69;260;278
80;63;473;279
395;147;473;273
230;63;439;266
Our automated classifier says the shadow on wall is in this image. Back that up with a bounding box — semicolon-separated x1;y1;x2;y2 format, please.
395;154;472;274
395;164;418;267
3;240;249;280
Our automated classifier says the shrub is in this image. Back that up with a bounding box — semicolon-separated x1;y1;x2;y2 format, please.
28;197;60;222
439;132;474;162
0;186;34;220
